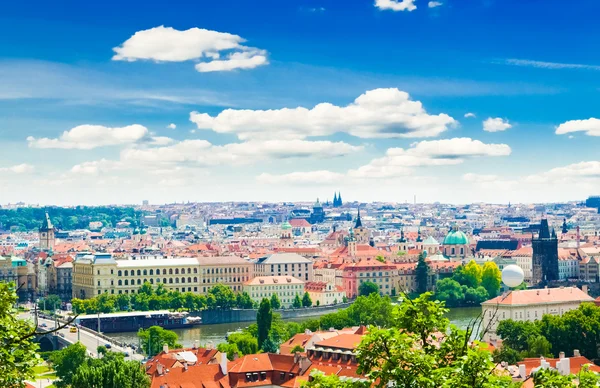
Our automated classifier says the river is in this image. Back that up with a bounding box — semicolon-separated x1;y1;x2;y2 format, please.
106;307;481;348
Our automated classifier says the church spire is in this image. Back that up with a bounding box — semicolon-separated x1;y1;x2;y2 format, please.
354;206;363;228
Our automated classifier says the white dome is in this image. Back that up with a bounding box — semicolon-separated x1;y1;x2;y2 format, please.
502;264;525;288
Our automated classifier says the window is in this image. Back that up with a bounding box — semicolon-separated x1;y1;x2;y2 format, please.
125;279;129;285
181;277;185;283
118;280;122;286
118;270;122;276
149;269;154;275
163;278;167;283
175;268;179;275
169;278;173;284
193;277;197;282
188;277;192;283
169;269;173;275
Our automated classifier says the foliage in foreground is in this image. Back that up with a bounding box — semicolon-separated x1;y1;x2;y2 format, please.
0;282;39;388
138;326;183;357
305;293;519;388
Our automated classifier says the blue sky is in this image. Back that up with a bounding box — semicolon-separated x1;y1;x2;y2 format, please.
0;0;599;205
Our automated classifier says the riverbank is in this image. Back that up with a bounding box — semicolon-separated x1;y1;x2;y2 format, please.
106;306;481;348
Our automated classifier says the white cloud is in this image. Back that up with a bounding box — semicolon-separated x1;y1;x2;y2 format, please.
257;171;345;185
375;0;417;11
190;88;456;140
555;118;600;137
149;136;175;146
462;173;517;190
483;117;512;132
27;124;149;149
504;58;600;71
112;26;268;73
526;161;600;184
464;112;476;118
167;123;177;129
71;159;124;175
428;1;443;8
120;139;362;167
462;173;499;182
349;137;511;178
0;164;34;174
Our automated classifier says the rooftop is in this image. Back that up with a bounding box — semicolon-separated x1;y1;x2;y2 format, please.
482;287;594;306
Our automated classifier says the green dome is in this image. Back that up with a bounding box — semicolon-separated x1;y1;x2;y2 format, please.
140;229;147;235
133;228;140;235
443;227;469;245
281;221;292;230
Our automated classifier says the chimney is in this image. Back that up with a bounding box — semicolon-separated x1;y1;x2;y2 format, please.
183;362;188;371
157;363;164;375
220;352;228;375
559;358;570;376
583;285;589;294
304;329;312;335
559;351;565;359
518;364;526;378
193;340;199;350
294;351;301;363
574;349;580;357
163;344;169;354
299;355;311;375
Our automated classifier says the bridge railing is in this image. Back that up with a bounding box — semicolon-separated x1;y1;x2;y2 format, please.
38;314;126;348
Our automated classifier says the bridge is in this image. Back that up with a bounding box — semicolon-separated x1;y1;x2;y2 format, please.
24;313;143;361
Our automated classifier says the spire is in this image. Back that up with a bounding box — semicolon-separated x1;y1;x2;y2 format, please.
539;219;551;239
338;192;343;207
551;228;557;239
40;211;53;231
416;228;422;242
354;207;363;228
399;228;406;243
562;218;568;234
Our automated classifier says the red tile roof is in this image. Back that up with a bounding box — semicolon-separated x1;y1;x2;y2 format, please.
483;287;593;306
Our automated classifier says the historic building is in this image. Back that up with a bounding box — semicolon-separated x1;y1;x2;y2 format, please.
39;212;56;251
531;219;559;284
333;192;343;208
243;275;305;308
441;226;470;261
278;221;294;248
353;208;369;245
309;198;325;224
254;253;313;282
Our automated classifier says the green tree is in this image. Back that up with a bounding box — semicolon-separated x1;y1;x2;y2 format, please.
292;294;302;308
455;260;483;288
359;281;379;296
415;251;430;294
217;343;240;360
492;345;522;365
261;335;279;353
207;284;236;309
270;293;281;309
227;332;259;355
481;262;502;298
97;345;107;357
257;298;272;349
70;353;150;388
96;293;116;313
496;320;541;353
305;292;518;388
375;255;386;263
463;285;489;306
50;342;89;388
236;292;254;309
524;335;553;358
316;300;320;306
39;294;62;311
434;278;465;307
138;326;182;357
302;292;313;307
290;345;305;353
0;283;40;388
116;293;130;311
138;281;154;296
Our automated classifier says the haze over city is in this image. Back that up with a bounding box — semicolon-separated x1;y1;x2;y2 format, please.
2;1;600;205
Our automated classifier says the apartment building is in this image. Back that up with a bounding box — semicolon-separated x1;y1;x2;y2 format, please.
244;275;305;308
72;253;252;299
254;253;313;282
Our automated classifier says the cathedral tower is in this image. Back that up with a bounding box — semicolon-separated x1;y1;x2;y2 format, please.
39;212;55;251
532;219;559;284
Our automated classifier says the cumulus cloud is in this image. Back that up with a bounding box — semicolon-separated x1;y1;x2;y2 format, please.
555;118;600;137
149;136;175;146
257;170;345;185
167;123;176;129
348;137;511;178
71;159;124;175
375;0;417;11
483;117;512;132
526;161;600;184
428;1;443;8
464;112;476;118
0;164;34;173
190;88;456;140
112;26;268;73
27;124;149;149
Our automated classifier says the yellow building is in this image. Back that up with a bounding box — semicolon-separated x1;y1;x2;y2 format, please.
243;276;305;308
72;254;253;299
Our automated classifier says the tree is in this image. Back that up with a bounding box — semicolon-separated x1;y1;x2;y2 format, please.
524;335;552;358
375;255;386;263
463;285;489;306
496;320;541;353
138;281;154;296
236;292;254;309
415;251;430;294
481;262;502;298
261;335;279;353
138;326;182;357
455;260;483;288
116;293;130;311
359;281;379;296
492;345;522;365
207;284;236;309
270;293;281;309
257;298;272;349
305;292;518;388
292;294;302;308
97;345;107;357
0;283;39;388
70;353;150;388
316;300;320;307
227;332;259;355
39;294;62;311
434;278;465;307
342;296;348;303
290;345;305;353
302;292;313;307
50;342;89;388
217;343;240;360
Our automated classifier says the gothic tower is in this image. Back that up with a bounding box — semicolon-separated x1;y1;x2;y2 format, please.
39;212;55;251
532;219;559;284
353;207;369;244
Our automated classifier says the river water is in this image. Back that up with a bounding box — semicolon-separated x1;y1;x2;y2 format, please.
106;307;481;348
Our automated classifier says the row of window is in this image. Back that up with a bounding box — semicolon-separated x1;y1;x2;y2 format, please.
96;284;244;295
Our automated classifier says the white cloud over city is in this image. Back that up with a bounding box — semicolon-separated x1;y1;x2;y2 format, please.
483;117;512;132
555;118;600;137
190;88;457;140
112;26;268;73
27;124;150;150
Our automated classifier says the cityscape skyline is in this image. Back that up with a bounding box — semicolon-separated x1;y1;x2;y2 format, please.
1;1;600;205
